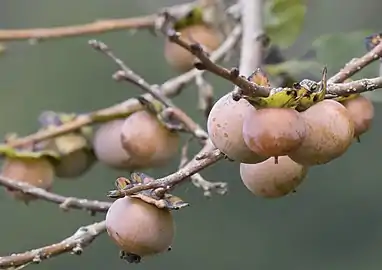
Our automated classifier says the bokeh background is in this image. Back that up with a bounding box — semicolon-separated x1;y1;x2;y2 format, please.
1;0;382;269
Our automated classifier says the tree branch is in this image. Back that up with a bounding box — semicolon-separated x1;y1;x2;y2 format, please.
88;39;208;143
0;16;156;42
237;0;264;77
328;41;382;84
163;22;382;99
0;221;106;269
2;24;240;149
0;175;111;213
0;2;199;42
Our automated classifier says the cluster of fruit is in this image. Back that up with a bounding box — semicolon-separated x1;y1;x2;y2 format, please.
208;69;374;198
0;98;181;203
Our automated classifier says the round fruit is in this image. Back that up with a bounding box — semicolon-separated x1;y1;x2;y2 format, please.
207;93;267;164
120;110;180;170
240;156;308;198
242;107;307;161
288;99;354;166
1;157;54;203
341;95;374;137
93;119;133;170
53;148;96;178
106;197;174;258
164;24;222;72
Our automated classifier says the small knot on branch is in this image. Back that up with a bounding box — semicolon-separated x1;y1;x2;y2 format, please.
88;39;109;52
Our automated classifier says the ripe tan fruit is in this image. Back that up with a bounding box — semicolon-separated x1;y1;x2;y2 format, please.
93;119;133;170
242;107;306;162
106;197;174;259
207;93;267;164
288;99;354;166
164;24;222;72
1;157;54;203
240;156;308;198
121;110;180;169
341;95;374;138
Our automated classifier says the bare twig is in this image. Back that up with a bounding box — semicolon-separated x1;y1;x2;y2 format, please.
327;77;382;96
0;2;198;42
1;24;240;150
0;176;111;213
195;74;214;117
165;24;382;100
0;16;156;42
328;42;382;84
164;26;272;97
160;24;242;93
0;221;106;269
89;39;208;143
111;141;224;197
178;139;227;197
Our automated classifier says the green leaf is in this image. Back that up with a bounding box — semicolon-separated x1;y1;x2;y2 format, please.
265;59;322;79
265;0;306;49
311;30;377;80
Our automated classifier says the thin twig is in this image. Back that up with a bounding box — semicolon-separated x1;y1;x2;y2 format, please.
111;141;224;197
0;16;156;42
89;39;208;142
0;2;197;42
328;77;382;96
2;24;240;149
328;41;382;84
0;221;106;269
178;139;228;197
165;23;382;99
0;176;111;213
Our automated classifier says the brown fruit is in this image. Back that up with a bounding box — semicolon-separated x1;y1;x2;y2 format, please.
288;99;354;166
240;156;308;198
242;107;306;160
1;157;54;203
93;119;132;170
164;24;222;72
120;110;180;170
341;95;374;137
106;197;174;258
207;93;267;164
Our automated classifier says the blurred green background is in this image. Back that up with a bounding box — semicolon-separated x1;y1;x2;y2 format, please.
1;0;382;269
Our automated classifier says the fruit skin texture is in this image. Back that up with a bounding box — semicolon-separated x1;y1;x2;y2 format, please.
240;156;308;198
106;197;174;258
1;157;54;203
164;24;222;72
93;119;133;170
120;110;180;170
207;93;267;164
341;95;374;137
288;99;354;166
53;148;95;178
242;107;306;159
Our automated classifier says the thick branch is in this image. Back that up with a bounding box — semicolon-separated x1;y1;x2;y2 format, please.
237;0;264;77
0;221;106;269
0;175;111;213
